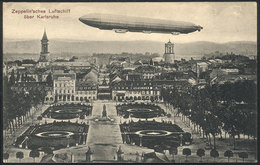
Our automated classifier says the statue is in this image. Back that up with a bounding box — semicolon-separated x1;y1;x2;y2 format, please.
102;104;107;118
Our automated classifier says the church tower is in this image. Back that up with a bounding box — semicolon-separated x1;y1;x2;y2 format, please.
164;40;175;64
38;29;50;67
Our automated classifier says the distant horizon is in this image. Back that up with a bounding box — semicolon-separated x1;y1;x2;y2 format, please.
3;38;257;44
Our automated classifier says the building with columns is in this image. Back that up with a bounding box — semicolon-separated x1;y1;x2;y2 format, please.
53;71;76;102
111;80;162;102
45;69;98;104
164;40;175;64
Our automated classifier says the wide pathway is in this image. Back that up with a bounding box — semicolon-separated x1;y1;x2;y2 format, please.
87;100;123;161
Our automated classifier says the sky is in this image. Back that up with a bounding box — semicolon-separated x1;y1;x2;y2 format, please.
3;2;257;43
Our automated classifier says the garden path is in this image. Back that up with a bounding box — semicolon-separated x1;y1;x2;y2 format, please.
87;100;123;161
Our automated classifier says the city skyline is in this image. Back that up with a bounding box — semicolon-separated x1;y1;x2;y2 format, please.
3;3;257;162
3;2;257;43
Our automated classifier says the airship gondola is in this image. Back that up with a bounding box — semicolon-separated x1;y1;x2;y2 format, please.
79;13;203;35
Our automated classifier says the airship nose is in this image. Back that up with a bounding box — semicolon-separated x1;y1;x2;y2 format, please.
79;16;84;22
79;14;100;22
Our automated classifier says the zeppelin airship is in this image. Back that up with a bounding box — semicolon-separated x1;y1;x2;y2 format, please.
79;13;203;35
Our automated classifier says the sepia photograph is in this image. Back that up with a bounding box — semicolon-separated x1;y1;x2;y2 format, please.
2;2;257;163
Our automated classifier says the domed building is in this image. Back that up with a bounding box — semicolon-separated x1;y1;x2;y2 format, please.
75;69;98;102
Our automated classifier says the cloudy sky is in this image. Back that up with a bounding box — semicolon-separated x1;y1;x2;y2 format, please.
3;2;257;43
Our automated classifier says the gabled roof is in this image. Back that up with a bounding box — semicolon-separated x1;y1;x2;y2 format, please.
111;76;122;83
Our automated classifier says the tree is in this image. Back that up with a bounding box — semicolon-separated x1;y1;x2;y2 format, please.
196;148;205;162
46;72;52;85
221;100;241;150
21;73;25;82
182;148;191;162
224;150;233;162
16;71;20;83
210;149;219;162
29;150;40;162
43;147;53;155
25;73;28;82
9;69;16;85
238;152;248;162
169;147;178;162
3;153;9;163
16;151;24;162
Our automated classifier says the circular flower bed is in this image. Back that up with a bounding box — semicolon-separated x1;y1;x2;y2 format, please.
117;103;166;118
15;121;89;150
126;108;153;113
135;130;172;136
120;121;192;150
53;109;83;114
35;131;74;138
42;104;92;120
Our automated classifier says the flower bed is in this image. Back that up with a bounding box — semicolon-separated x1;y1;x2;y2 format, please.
120;120;192;151
14;121;89;150
42;103;92;120
116;103;166;118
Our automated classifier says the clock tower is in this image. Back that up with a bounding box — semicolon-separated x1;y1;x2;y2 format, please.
164;40;175;64
38;29;50;67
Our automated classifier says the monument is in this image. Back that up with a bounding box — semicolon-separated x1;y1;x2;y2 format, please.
102;104;107;118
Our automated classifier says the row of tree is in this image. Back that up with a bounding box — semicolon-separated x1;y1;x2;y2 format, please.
3;148;249;163
180;148;248;163
3;76;46;136
3;148;54;163
161;80;257;150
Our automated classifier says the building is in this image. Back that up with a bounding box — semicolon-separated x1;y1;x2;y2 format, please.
38;29;50;68
76;69;98;101
111;80;162;102
164;40;175;64
135;65;161;80
191;61;210;78
45;69;98;104
52;71;76;102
